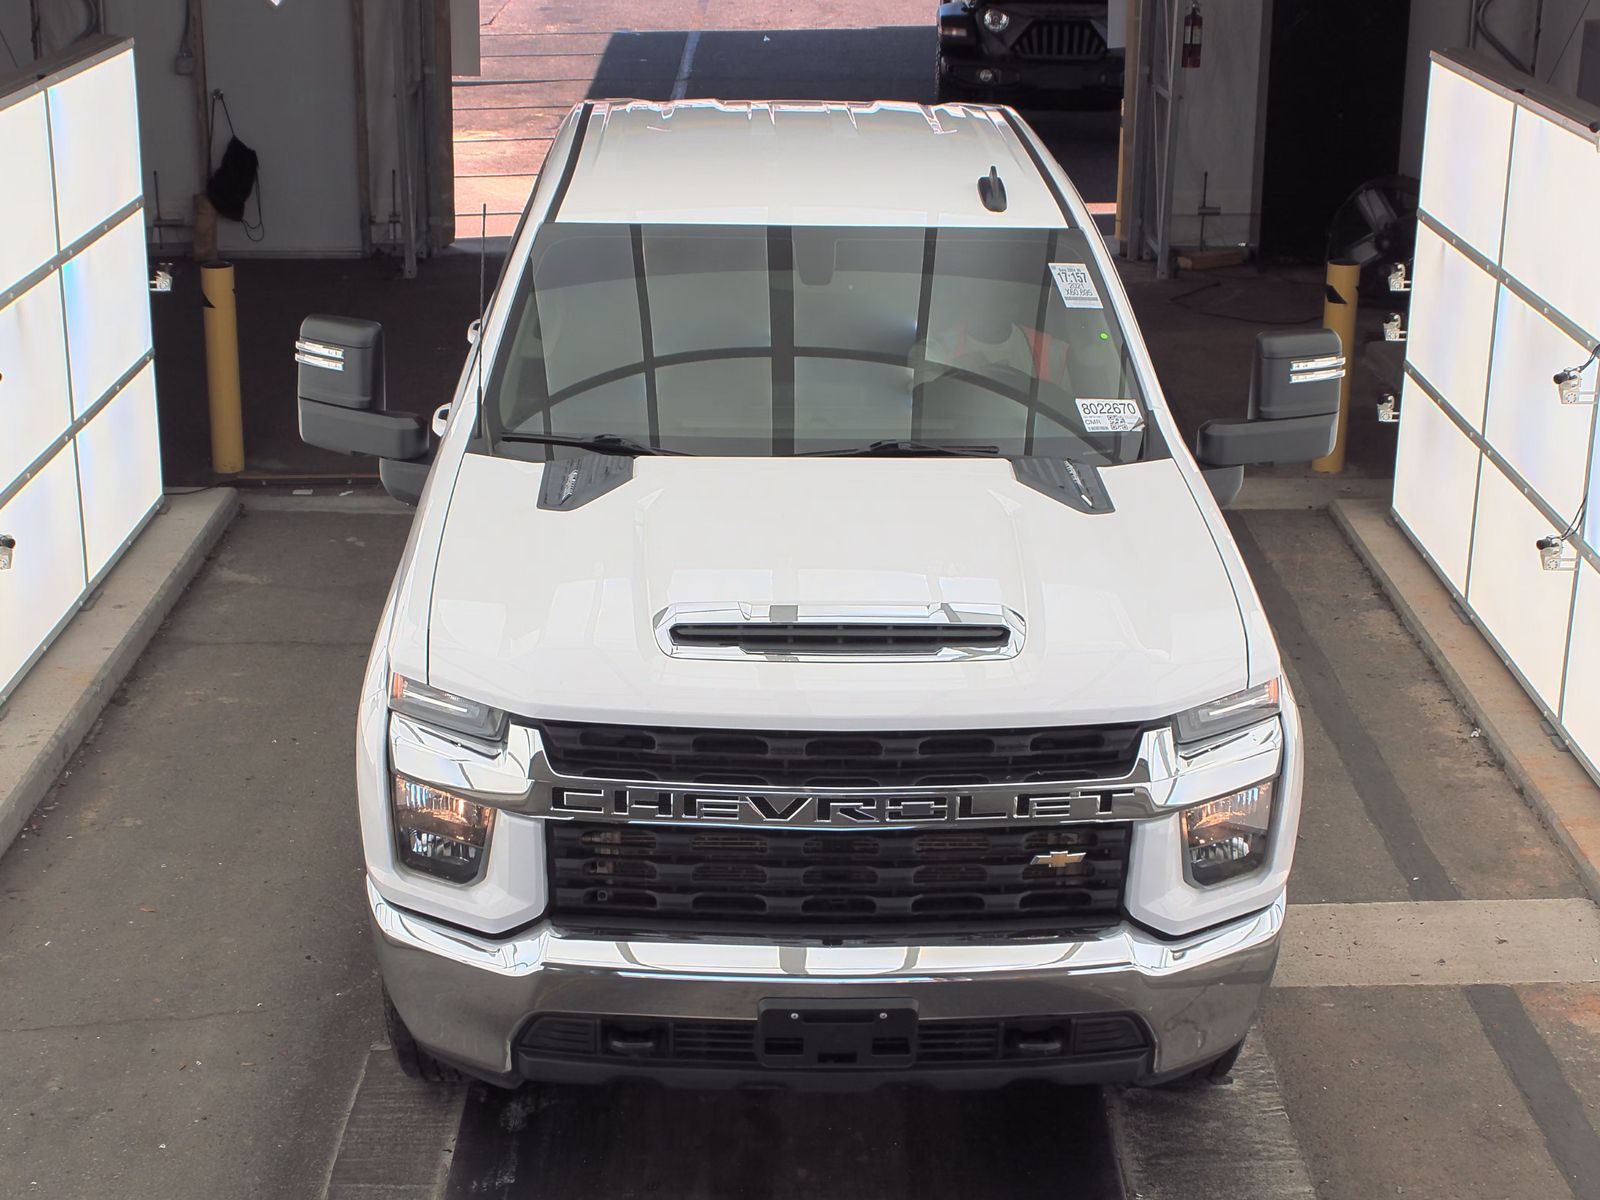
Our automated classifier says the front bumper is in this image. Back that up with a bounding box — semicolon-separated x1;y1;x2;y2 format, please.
939;50;1124;96
370;878;1283;1089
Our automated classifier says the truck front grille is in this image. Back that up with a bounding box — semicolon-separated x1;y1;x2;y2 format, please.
547;821;1130;935
1012;19;1107;60
536;721;1147;788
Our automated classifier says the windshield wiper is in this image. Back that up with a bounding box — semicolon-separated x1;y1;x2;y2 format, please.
497;432;684;456
804;439;1002;458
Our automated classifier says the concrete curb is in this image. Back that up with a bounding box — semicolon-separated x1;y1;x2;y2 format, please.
1331;498;1600;904
0;488;240;858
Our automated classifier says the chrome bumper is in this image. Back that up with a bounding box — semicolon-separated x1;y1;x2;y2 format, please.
369;878;1283;1087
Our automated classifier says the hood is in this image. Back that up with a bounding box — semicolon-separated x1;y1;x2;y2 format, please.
422;454;1248;729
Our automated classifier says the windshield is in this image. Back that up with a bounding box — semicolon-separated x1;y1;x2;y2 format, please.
482;223;1154;463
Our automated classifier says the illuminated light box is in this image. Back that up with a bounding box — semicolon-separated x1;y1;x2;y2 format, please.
1565;565;1600;764
0;39;162;707
0;452;87;693
1391;376;1479;594
1465;461;1577;711
75;362;162;582
1396;50;1600;785
1502;106;1600;340
61;211;153;415
0;273;70;486
1589;418;1600;552
1416;62;1513;262
0;91;56;294
1404;224;1495;432
45;48;142;250
1483;286;1594;519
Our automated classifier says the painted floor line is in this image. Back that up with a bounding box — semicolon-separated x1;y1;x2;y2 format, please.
322;1046;468;1200
1108;1033;1317;1200
1278;898;1600;988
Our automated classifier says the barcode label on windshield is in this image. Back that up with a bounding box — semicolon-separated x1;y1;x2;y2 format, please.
1049;262;1102;309
1076;397;1143;433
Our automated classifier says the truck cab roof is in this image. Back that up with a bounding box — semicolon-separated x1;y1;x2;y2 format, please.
555;100;1076;228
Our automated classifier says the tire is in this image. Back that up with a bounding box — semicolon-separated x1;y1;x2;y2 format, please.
934;49;976;104
383;987;466;1085
1158;1038;1245;1088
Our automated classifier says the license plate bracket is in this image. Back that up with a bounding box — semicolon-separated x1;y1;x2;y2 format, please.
756;998;918;1069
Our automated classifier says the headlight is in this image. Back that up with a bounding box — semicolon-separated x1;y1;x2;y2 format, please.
982;6;1009;31
392;775;495;883
390;673;505;740
1174;678;1280;745
1182;780;1274;886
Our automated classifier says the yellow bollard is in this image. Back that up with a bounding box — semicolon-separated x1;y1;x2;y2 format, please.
200;261;245;475
1312;259;1361;474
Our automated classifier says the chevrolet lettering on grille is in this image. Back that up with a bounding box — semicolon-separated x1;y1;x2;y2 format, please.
546;785;1142;826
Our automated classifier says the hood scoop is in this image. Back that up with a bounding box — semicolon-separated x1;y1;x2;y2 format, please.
656;603;1025;662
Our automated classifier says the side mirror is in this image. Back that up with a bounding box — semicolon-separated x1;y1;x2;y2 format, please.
431;404;451;438
1195;329;1343;469
296;315;430;503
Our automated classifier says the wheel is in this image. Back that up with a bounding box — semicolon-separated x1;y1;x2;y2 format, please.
1158;1038;1245;1088
383;987;466;1085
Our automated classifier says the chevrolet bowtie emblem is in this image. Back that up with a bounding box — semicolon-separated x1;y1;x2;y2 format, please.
1030;850;1088;869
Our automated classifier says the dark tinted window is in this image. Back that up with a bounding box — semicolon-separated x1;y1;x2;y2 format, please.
485;224;1151;462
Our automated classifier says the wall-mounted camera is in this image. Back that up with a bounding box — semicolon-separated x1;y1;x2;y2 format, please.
1554;364;1596;406
1536;535;1577;572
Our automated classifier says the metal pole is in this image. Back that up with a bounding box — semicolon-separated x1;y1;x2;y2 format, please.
1152;0;1182;280
201;262;245;475
395;0;420;278
188;0;218;260
352;0;374;257
1312;259;1361;474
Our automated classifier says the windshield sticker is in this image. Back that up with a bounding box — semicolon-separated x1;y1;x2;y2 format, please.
1076;398;1144;433
1048;262;1103;309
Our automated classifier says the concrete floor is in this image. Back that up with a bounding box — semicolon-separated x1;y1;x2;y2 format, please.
4;501;1599;1198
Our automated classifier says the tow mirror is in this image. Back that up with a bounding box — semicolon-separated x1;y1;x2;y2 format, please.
1195;329;1344;476
296;315;430;504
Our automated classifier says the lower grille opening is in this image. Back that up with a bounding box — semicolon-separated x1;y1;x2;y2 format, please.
519;1013;1150;1069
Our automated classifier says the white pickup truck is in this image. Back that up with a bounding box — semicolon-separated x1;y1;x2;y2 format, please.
297;99;1339;1091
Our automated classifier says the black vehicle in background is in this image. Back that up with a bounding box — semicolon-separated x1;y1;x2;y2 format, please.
936;2;1124;105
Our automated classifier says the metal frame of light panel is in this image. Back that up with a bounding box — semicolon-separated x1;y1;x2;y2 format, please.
1395;49;1600;786
0;38;162;708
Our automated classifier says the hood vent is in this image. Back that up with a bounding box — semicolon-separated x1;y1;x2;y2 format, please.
656;603;1025;662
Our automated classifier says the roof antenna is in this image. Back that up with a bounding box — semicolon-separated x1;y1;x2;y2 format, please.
476;203;487;410
978;165;1007;213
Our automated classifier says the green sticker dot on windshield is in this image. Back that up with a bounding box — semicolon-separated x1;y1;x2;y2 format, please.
1099;331;1110;340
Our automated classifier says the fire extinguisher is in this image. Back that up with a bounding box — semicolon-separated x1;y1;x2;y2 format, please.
1182;3;1202;69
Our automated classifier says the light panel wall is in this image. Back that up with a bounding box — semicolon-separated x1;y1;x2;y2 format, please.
0;39;162;706
1395;51;1600;786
